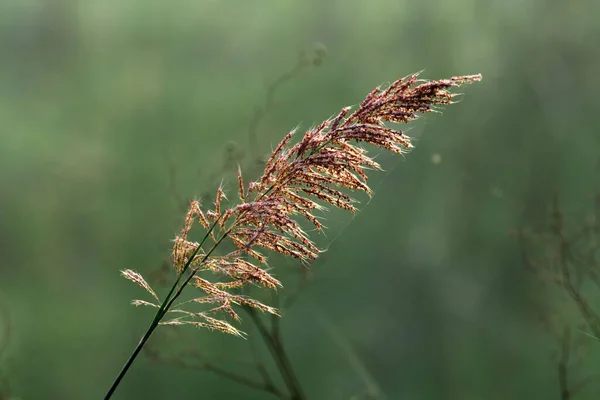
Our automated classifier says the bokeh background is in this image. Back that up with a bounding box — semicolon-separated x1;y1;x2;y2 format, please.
1;0;600;399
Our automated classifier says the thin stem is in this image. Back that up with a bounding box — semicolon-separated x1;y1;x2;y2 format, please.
250;341;285;398
104;219;220;399
246;307;306;400
203;363;286;398
103;315;162;400
150;348;287;398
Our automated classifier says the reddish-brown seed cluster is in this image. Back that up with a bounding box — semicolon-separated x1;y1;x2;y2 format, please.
123;72;481;335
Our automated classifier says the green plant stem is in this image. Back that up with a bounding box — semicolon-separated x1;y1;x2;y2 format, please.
246;307;305;400
103;312;163;400
104;220;220;399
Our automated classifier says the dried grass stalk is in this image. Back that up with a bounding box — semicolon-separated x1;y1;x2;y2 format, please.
126;73;482;335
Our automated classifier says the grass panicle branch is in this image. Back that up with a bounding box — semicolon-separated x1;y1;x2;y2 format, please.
106;72;481;399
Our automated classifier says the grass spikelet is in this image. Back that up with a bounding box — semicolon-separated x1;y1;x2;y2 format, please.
121;269;159;302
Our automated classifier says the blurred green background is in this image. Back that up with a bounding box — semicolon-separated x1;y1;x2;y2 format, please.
1;0;600;399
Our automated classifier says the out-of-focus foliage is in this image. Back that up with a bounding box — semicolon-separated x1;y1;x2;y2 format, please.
0;0;599;399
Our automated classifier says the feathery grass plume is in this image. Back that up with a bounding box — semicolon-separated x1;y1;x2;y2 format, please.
126;72;482;333
106;72;481;399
